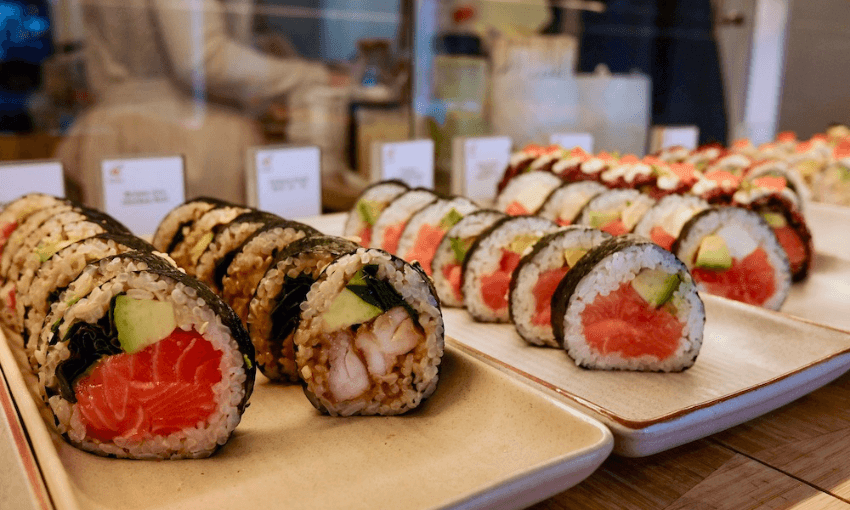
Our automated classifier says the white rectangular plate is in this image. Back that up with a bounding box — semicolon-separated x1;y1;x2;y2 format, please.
807;202;850;261
0;327;613;510
443;296;850;457
299;213;850;457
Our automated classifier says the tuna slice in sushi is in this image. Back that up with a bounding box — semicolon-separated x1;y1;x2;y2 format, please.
369;188;437;255
552;235;705;372
342;180;409;247
673;206;791;310
294;249;444;416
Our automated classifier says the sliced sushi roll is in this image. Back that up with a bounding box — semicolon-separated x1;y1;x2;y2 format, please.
673;206;791;310
220;219;320;322
494;171;562;216
22;232;160;353
431;210;506;307
550;147;592;182
690;170;742;204
509;227;612;347
40;256;254;459
1;200;77;280
705;153;753;176
396;197;479;275
168;204;252;275
633;195;710;251
294;248;444;416
739;194;813;282
496;144;553;193
3;209;129;331
151;197;231;254
247;235;357;382
0;194;69;256
462;216;561;322
739;161;809;212
598;155;654;190
194;210;283;293
32;252;178;379
552;235;704;372
369;188;437;255
576;189;656;236
342;180;409;247
647;162;700;199
537;181;607;227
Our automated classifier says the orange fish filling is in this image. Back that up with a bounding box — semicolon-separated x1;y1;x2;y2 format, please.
691;248;776;306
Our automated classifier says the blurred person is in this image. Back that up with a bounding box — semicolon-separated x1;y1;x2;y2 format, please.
56;0;333;206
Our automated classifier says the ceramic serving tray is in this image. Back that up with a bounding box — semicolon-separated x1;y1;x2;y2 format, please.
302;213;850;457
0;327;613;510
807;202;850;261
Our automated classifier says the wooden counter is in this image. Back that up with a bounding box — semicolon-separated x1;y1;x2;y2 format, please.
535;371;850;509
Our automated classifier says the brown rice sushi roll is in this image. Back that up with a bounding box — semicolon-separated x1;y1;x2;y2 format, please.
430;209;506;308
220;219;320;322
168;204;252;275
0;194;70;256
509;227;612;347
194;210;283;293
294;248;444;416
343;180;409;247
151;197;232;254
247;235;358;382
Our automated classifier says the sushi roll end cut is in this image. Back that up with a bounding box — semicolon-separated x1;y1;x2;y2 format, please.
552;235;705;372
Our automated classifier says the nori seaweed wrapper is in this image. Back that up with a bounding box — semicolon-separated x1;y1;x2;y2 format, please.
160;197;233;254
744;194;813;281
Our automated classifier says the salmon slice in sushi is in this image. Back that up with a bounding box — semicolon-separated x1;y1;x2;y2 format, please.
430;210;506;307
342;180;409;247
294;249;444;416
509;227;612;347
396;197;478;276
552;235;705;372
673;206;791;310
633;195;710;251
462;216;561;322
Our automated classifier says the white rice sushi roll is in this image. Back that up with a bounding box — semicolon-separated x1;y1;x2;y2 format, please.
294;248;444;416
552;235;705;372
633;195;710;251
673;206;791;310
369;188;437;255
576;189;656;236
343;180;409;247
494;171;563;216
430;210;506;307
395;197;479;275
536;181;607;227
509;227;612;347
462;216;561;322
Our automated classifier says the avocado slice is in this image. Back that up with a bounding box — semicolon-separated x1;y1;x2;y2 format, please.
632;269;681;307
356;200;381;226
323;287;383;331
563;248;588;267
190;232;214;263
113;295;177;354
439;208;464;229
507;234;541;254
761;211;787;228
587;210;620;229
695;235;733;270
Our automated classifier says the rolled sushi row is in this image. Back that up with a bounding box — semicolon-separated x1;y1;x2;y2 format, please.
0;194;255;459
344;182;706;373
495;155;803;309
153;197;445;417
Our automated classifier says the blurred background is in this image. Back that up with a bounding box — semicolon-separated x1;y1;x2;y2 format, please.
0;0;847;209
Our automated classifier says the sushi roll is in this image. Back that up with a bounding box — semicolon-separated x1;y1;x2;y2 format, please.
395;197;479;275
550;147;592;182
509;227;612;347
220;219;320;322
739;194;813;282
462;216;561;322
739;161;809;212
342;180;409;247
0;194;69;256
294;248;444;416
633;195;710;251
40;253;255;459
496;144;553;192
22;232;160;351
151;197;230;254
369;188;438;255
673;206;791;310
598;156;654;190
247;235;357;382
430;210;506;307
494;171;563;216
576;189;656;236
536;181;607;227
194;210;283;293
552;235;705;372
167;204;252;275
